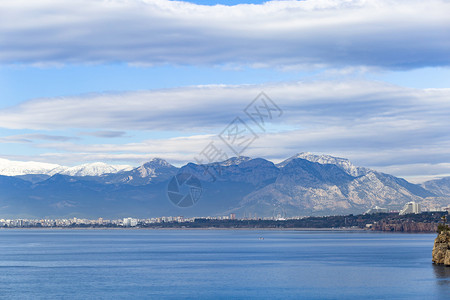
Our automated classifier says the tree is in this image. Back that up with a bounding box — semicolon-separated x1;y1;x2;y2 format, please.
437;216;449;233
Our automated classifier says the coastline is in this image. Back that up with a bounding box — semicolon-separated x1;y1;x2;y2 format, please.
0;227;389;232
0;227;437;234
0;226;364;231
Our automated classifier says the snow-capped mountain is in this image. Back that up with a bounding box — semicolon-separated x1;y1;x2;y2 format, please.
233;157;437;218
0;153;448;219
58;162;133;177
103;158;178;185
219;156;251;166
277;152;369;177
0;158;66;176
0;158;132;177
137;158;175;177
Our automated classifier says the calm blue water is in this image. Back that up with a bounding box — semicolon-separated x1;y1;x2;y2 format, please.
0;229;448;299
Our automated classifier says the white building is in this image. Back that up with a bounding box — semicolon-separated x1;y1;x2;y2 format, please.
123;217;138;227
399;202;421;215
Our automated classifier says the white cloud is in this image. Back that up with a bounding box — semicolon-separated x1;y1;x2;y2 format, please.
0;0;449;69
1;80;449;133
1;79;450;181
0;85;258;130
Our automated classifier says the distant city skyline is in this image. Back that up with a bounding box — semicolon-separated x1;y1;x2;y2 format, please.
1;0;450;183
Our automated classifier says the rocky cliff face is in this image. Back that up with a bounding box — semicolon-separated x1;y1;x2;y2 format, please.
432;231;450;265
372;221;437;232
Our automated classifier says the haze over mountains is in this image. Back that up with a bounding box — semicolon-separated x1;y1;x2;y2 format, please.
0;153;449;219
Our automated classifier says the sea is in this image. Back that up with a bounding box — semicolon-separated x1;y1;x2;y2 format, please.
0;229;448;299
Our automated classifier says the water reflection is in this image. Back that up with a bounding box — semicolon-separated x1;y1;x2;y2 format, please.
433;264;450;279
433;264;450;293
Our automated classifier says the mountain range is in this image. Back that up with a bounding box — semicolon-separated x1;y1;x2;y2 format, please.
0;158;132;177
0;153;449;219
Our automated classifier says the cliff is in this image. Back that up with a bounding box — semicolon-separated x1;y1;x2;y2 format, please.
372;221;437;233
432;231;450;265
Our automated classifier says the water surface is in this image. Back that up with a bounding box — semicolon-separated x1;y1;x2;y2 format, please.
0;229;447;299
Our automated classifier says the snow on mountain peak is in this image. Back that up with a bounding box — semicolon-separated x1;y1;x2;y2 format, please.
137;158;175;178
0;154;370;179
0;158;132;177
0;158;66;176
145;158;172;167
59;162;133;177
219;156;251;166
277;152;368;177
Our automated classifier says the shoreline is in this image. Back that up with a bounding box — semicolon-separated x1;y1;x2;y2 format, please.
0;226;364;231
0;227;432;233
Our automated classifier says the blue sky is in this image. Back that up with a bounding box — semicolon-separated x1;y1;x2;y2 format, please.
0;0;450;182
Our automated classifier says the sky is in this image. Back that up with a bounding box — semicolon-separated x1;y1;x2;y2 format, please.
0;0;450;183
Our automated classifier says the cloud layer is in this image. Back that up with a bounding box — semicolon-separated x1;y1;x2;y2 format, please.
1;0;449;69
1;80;449;134
1;79;450;181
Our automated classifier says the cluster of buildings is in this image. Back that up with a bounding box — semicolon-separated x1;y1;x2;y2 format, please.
365;202;450;215
0;214;238;228
0;217;119;228
2;204;448;228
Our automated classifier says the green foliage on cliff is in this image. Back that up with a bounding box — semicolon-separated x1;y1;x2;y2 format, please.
437;223;449;233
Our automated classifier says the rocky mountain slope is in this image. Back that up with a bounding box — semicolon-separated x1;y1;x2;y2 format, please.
229;155;439;217
422;177;450;197
0;153;448;219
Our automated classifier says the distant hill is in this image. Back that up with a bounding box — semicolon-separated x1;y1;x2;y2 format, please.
0;153;448;219
422;177;450;197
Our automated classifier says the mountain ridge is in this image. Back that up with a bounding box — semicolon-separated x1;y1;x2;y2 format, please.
0;158;133;178
0;153;448;219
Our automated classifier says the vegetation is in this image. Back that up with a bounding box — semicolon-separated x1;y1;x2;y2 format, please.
437;224;449;233
140;212;448;233
437;215;449;233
